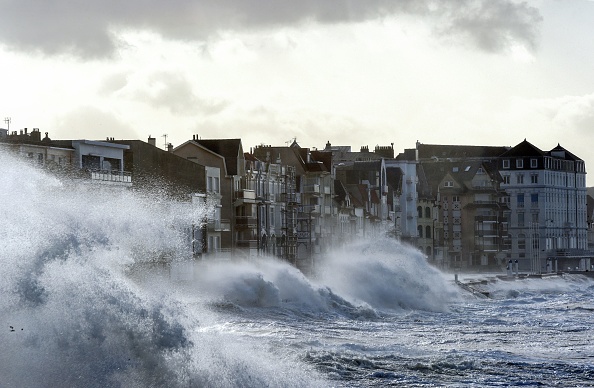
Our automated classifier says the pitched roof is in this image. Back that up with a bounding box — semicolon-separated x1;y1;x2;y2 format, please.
548;144;583;161
499;139;544;158
194;139;242;175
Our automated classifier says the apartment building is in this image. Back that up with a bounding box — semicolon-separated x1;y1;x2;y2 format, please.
499;140;589;272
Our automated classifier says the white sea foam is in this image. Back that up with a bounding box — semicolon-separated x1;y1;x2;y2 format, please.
316;238;460;312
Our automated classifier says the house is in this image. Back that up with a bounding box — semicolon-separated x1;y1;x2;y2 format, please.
0;129;132;187
173;137;243;256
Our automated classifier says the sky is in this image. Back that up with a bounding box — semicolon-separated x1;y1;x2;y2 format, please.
1;0;594;185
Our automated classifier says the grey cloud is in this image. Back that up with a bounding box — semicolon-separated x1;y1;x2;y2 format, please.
0;0;541;58
132;72;229;115
437;1;542;52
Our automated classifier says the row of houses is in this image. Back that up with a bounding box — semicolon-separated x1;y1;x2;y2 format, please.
2;126;593;274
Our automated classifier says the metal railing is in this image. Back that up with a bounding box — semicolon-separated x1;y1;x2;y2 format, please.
90;170;132;184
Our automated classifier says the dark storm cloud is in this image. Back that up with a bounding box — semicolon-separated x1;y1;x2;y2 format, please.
0;0;541;58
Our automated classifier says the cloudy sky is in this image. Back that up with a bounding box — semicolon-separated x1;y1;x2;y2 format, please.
1;0;593;184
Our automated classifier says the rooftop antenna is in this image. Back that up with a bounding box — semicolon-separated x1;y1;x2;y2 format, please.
4;117;11;130
162;134;168;149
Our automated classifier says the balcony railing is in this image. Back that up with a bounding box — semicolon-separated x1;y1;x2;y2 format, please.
235;189;256;200
235;216;257;228
236;240;258;249
207;219;231;232
303;184;320;194
90;170;132;184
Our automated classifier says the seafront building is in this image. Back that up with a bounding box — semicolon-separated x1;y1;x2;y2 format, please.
2;126;593;274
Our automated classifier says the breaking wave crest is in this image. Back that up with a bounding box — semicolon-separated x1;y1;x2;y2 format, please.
191;238;458;316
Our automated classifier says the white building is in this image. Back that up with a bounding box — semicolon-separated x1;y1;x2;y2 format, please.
499;140;589;272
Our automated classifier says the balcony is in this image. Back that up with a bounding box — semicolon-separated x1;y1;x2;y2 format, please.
89;170;132;186
207;219;231;232
236;240;258;249
235;189;256;200
279;192;298;204
303;184;320;195
235;216;257;229
234;190;256;206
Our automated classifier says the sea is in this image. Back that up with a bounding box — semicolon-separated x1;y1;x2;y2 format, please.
1;151;593;387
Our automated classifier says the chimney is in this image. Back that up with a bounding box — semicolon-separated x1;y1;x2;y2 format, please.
167;143;173;152
148;136;156;146
30;128;41;142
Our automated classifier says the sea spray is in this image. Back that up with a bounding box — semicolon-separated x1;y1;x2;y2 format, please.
316;238;459;312
0;151;323;387
188;238;459;316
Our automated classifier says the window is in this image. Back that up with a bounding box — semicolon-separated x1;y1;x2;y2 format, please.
502;175;510;184
530;174;538;184
518;234;526;250
418;225;423;238
531;213;539;223
426;225;432;239
503;159;510;169
444;181;454;187
531;158;538;168
531;193;538;205
425;207;431;218
518;212;525;227
417;206;423;218
516;159;524;168
452;196;460;202
516;174;524;184
517;194;524;208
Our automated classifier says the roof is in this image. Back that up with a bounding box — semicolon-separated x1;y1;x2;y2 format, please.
194;139;242;175
418;143;509;160
548;144;583;161
499;139;544;158
421;160;495;193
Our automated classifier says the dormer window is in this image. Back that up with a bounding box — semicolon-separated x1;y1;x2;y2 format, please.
503;159;510;169
516;159;523;168
530;158;538;168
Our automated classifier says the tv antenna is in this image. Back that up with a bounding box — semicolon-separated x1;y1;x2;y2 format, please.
4;117;11;130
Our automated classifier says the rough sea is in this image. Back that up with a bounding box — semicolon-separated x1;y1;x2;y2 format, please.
2;151;593;387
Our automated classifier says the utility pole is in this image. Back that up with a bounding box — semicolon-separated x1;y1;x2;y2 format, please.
162;134;168;149
4;117;11;130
